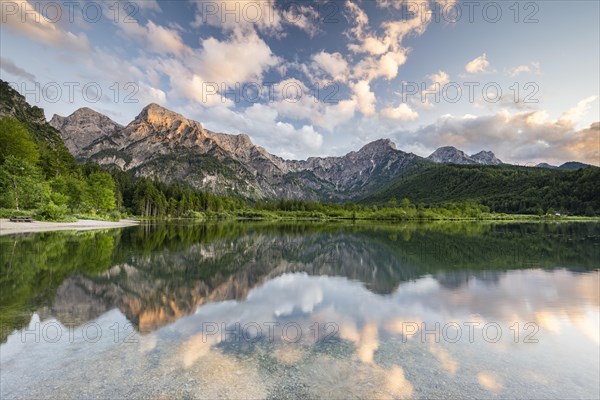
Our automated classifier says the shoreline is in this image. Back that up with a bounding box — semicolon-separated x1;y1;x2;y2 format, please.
0;219;139;236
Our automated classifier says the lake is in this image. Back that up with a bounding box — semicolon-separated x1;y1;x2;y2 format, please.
1;221;599;399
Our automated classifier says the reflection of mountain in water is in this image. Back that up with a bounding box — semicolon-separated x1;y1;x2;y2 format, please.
45;232;419;332
2;222;599;339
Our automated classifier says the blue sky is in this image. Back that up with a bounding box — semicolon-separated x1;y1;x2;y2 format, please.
1;0;599;165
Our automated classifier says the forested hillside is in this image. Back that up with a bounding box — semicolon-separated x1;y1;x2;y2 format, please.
362;164;600;215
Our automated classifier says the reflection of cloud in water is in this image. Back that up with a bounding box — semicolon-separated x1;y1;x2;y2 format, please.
428;343;459;375
177;333;266;399
164;268;599;398
173;269;599;350
272;344;305;365
180;333;218;368
477;371;503;393
298;356;413;399
356;322;379;364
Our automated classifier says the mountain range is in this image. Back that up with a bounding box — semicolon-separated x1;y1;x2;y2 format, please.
1;79;597;212
47;103;525;201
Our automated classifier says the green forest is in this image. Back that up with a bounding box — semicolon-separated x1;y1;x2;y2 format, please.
363;163;600;216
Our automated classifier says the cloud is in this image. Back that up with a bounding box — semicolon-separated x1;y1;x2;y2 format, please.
427;70;450;87
0;58;36;81
238;103;325;158
285;4;321;37
352;51;408;81
148;28;280;106
381;103;419;121
558;96;598;126
414;70;450;109
195;28;280;84
119;20;188;56
465;53;491;74
507;62;541;77
352;80;376;117
190;0;319;37
182;102;324;159
131;0;161;12
1;0;90;51
395;103;600;166
311;51;350;83
136;82;167;105
343;0;432;100
269;78;358;132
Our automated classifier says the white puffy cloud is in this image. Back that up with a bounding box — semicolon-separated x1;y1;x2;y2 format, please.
346;0;430;62
243;103;324;155
558;96;598;127
381;103;418;121
320;99;358;132
465;53;492;74
507;62;541;77
427;70;450;86
195;28;280;85
352;80;377;117
145;28;279;106
342;0;432;116
414;70;450;110
311;52;349;83
268;78;357;132
136;82;167;105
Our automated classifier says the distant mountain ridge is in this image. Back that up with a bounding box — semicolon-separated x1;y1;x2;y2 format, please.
427;146;503;165
536;161;592;170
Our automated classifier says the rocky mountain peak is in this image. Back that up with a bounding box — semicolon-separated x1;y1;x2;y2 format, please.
428;146;503;165
125;103;209;146
357;139;397;155
471;150;502;165
134;103;199;130
536;163;557;169
428;146;471;164
49;107;123;157
51;107;121;128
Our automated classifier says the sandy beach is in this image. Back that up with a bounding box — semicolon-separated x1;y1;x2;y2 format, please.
0;219;139;236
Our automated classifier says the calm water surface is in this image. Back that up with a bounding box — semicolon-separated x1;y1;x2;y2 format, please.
1;222;599;399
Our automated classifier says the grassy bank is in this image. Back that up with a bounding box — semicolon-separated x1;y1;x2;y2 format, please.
133;208;600;222
3;206;599;224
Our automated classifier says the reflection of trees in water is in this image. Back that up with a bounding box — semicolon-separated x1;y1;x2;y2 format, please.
1;221;598;340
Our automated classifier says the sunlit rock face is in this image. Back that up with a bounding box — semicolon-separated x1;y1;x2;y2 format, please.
50;104;427;200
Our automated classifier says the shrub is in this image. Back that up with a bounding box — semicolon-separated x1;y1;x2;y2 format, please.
35;202;73;222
